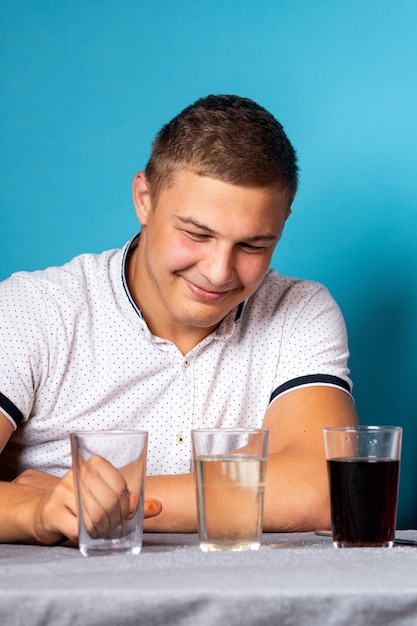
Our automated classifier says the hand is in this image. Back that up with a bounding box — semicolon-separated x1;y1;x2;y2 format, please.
13;469;60;491
14;466;162;545
76;454;138;538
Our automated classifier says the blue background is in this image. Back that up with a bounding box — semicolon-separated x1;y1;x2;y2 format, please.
1;1;417;527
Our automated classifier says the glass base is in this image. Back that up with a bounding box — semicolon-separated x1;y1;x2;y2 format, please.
333;540;394;549
80;544;142;557
199;540;261;552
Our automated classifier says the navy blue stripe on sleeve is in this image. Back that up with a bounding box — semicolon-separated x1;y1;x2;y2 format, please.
270;374;352;404
0;392;24;427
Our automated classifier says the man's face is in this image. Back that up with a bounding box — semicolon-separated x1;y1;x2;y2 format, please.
131;170;290;345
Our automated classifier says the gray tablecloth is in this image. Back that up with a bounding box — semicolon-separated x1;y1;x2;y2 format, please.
1;531;417;626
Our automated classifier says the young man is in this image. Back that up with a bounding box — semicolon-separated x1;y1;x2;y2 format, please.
0;95;357;544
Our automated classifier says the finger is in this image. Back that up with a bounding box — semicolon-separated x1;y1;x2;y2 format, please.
144;498;162;518
78;456;130;535
128;491;139;519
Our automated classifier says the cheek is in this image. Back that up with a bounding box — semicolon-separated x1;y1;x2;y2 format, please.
163;237;202;271
238;255;271;287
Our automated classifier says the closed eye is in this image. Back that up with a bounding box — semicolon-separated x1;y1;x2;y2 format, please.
184;230;211;241
238;242;269;253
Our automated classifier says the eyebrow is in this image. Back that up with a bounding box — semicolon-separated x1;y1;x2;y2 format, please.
175;216;278;242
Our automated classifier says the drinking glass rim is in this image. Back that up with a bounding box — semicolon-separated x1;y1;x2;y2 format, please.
323;425;402;433
191;428;268;435
71;429;148;437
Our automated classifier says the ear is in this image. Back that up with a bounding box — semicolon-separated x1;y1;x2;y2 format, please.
132;172;152;225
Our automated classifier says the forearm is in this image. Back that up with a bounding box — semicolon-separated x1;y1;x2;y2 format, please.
0;481;59;544
143;455;330;535
0;470;80;545
143;472;197;533
261;386;358;532
263;451;331;532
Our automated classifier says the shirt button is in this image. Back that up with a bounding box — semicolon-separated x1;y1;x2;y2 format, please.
176;434;185;444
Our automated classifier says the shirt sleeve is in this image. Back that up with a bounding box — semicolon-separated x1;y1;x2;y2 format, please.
0;272;53;428
270;279;352;402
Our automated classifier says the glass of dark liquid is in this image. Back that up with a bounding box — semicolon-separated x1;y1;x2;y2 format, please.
323;425;402;548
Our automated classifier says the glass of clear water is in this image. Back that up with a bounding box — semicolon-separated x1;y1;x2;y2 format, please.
192;428;268;552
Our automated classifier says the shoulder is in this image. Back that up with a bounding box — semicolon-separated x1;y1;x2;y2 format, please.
0;247;125;332
1;247;123;300
237;270;347;345
247;269;337;316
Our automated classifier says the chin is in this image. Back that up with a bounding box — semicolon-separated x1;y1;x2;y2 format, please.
172;293;241;330
181;317;223;330
178;309;228;330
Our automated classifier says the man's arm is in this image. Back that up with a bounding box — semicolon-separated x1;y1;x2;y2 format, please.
0;414;70;543
143;385;358;533
261;385;357;532
0;386;357;540
0;413;89;543
0;413;162;544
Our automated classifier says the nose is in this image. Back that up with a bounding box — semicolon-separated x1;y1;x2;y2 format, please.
198;244;235;288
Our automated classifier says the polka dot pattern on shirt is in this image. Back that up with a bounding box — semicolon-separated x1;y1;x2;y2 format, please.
0;238;352;479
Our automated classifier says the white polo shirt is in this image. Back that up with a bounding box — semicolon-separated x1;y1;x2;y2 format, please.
0;235;352;479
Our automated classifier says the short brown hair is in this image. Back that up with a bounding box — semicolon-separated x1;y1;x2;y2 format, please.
145;94;298;206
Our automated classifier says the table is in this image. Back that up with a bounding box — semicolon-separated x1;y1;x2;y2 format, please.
1;531;417;626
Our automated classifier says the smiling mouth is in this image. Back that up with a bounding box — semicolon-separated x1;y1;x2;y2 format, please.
182;277;234;302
